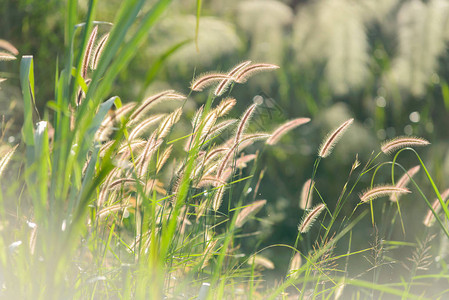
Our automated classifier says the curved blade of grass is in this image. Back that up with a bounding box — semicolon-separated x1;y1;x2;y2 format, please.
20;56;36;148
392;148;449;238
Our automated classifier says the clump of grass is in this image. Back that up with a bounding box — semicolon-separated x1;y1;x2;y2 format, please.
4;2;449;299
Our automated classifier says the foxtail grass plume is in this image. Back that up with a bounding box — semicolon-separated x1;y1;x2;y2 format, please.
81;26;98;78
201;240;218;269
196;176;226;188
214;61;251;96
212;185;226;211
130;90;185;121
0;52;16;61
248;255;275;269
235;103;258;144
298;203;326;233
0;40;19;55
266;118;310;145
288;252;302;278
191;73;231;92
318;118;354;158
390;165;420;202
97;204;131;219
299;179;314;210
156;145;173;174
235;199;267;228
0;145;18;178
128;114;165;140
234;63;280;83
360;185;410;203
381;136;430;154
157;107;182;139
213;97;237;117
423;188;449;227
91;33;109;70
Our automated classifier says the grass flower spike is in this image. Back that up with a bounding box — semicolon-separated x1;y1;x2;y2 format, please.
318;118;354;158
360;185;411;202
390;165;420;202
266;118;310;145
381;136;430;154
298;203;326;233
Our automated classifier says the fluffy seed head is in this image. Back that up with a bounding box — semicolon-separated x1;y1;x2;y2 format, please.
214;61;251;96
288;253;302;278
0;40;19;55
0;52;16;61
234;63;280;83
212;186;226;211
91;33;109;70
381;136;430;154
318;118;354;158
130;90;185;121
235;103;258;144
298;203;326;233
360;185;411;202
213;98;237;117
191;73;231;91
128;114;165;140
423;188;449;227
0;145;18;178
235;199;267;228
266;118;310;145
248;255;275;269
390;165;420;202
82;26;98;78
299;179;315;210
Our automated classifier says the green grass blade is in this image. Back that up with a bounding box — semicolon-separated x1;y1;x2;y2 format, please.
195;0;202;52
20;56;36;148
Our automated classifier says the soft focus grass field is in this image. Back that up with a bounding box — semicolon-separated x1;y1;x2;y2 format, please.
1;0;449;299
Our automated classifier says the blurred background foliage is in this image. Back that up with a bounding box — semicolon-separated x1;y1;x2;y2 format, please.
2;0;449;277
